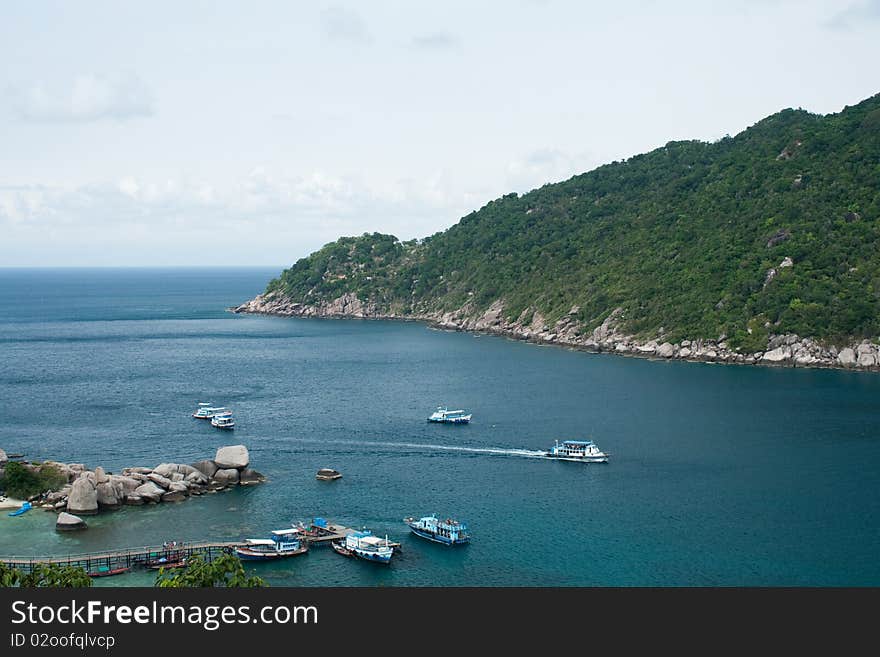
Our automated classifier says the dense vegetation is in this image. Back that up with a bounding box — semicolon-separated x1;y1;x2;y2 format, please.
154;553;266;588
267;93;880;347
0;462;67;500
0;562;92;587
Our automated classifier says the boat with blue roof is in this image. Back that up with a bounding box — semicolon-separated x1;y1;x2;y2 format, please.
404;514;470;546
543;439;609;463
192;403;226;419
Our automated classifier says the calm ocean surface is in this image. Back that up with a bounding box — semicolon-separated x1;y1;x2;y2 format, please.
1;268;879;586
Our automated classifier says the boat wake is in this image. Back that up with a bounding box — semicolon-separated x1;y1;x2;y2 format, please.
279;437;547;459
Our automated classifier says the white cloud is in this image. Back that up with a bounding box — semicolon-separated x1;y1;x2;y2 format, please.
826;0;880;29
0;171;475;265
505;148;598;194
320;6;372;43
411;32;459;49
11;73;154;123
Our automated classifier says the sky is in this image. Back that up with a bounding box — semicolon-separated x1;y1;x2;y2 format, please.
1;0;879;267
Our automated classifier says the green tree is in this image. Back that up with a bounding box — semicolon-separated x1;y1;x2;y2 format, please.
155;553;266;588
0;563;92;588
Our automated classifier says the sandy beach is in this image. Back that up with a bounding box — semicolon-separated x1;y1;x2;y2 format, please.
0;496;28;510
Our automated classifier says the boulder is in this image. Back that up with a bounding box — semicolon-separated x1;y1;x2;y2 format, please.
213;468;240;485
53;500;67;511
56;512;87;532
168;482;188;494
125;495;144;506
858;351;876;368
123;467;153;475
161;491;186;503
656;342;675;358
185;471;208;485
147;473;172;489
133;482;165;503
96;481;122;509
762;347;790;363
192;460;219;479
170;472;185;482
239;469;267;485
94;466;109;484
67;477;98;515
837;348;857;367
214;445;249;470
113;475;141;495
152;463;178;478
678;347;692;358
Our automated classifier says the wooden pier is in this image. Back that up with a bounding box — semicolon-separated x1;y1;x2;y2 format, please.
0;520;402;574
0;541;246;575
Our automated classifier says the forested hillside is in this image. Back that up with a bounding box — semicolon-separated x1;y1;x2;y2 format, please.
263;93;880;350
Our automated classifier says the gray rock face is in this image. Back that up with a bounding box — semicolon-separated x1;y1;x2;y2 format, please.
114;475;141;495
123;467;153;475
656;342;675;358
125;495;144;506
161;491;186;503
94;466;109;484
168;482;188;494
56;512;87;531
762;347;790;363
67;477;98;515
192;460;219;479
239;469;267;485
134;482;165;503
214;445;249;470
147;473;172;489
213;468;240;485
858;351;876;367
185;471;208;485
96;481;121;508
838;348;857;366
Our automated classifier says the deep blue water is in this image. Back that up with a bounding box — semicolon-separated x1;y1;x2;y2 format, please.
1;268;879;586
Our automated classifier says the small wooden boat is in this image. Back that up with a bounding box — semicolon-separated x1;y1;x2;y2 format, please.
235;529;309;561
316;468;342;481
330;540;353;557
147;553;187;570
88;566;130;578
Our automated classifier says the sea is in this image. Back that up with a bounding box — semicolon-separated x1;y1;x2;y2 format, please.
1;267;879;586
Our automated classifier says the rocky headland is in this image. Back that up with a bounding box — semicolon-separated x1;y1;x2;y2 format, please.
0;445;266;531
233;292;880;372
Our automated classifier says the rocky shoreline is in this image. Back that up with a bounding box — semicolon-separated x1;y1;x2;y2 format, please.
232;291;880;372
0;445;265;531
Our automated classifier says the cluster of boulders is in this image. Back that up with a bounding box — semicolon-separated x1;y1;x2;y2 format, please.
2;445;265;532
233;292;880;372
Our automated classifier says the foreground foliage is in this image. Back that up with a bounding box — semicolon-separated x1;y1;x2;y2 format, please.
154;553;266;588
268;93;880;347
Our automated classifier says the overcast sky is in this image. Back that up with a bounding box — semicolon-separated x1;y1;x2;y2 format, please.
1;0;878;267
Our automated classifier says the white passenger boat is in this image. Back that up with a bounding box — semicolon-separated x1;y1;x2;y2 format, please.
543;439;609;463
211;410;235;429
427;406;472;424
192;403;225;419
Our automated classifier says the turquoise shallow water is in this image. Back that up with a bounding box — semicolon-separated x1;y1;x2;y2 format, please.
1;268;879;586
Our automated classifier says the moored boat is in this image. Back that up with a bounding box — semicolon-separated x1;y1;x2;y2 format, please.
330;540;353;557
147;555;187;570
211;410;235;429
427;406;472;424
543;439;609;463
235;528;308;560
316;468;342;481
343;530;394;564
404;514;470;546
88;566;130;578
7;501;32;517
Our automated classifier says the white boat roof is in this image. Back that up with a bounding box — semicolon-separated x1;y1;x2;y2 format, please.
359;535;386;546
271;528;302;536
244;539;275;545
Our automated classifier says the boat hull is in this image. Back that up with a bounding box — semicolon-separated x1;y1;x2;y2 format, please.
408;525;469;545
542;454;608;463
88;567;130;578
350;549;393;564
234;547;308;561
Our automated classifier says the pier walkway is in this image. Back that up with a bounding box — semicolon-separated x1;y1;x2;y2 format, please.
0;521;401;574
